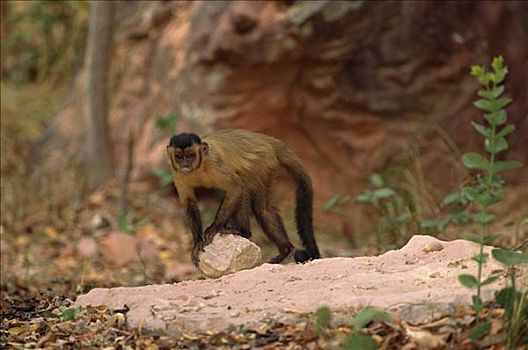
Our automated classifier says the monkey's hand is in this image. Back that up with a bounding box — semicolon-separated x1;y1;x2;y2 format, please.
191;241;205;267
203;226;219;244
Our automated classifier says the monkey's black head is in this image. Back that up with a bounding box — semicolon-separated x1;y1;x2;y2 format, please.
167;133;208;175
169;133;201;149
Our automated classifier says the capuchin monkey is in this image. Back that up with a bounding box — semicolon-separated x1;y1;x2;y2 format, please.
166;129;320;266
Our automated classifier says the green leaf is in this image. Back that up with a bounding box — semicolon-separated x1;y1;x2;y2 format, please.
491;85;504;98
491;67;508;85
485;136;508;154
481;173;504;187
57;305;85;321
489;97;512;111
470;65;484;77
116;212;134;234
469;321;491;341
484;110;507;126
484;234;500;245
355;192;373;203
462;187;501;207
473;212;495;225
461;187;479;202
479;72;493;86
497;124;515;137
325;194;341;209
491;55;504;71
481;275;499;286
352;307;392;330
477;85;504;100
458;274;479;289
314;306;332;333
369;173;384;188
471;252;489;264
482;192;503;208
495;287;515;318
442;192;463;206
343;334;377;350
474;97;511;112
447;212;472;224
490;85;504;98
473;99;494;112
152;168;174;187
491;160;523;173
492;248;528;265
420;220;445;231
462;153;489;171
471;122;492;138
472;295;484;313
477;89;494;100
58;305;68;313
155;113;178;132
372;188;395;199
464;232;484;244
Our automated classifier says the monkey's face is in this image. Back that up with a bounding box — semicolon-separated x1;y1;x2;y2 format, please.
166;144;208;174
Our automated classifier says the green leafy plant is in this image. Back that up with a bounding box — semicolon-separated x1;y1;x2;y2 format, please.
42;305;85;322
453;56;524;343
355;174;412;249
116;212;135;234
115;212;147;234
491;249;528;348
155;112;178;134
152;168;173;187
314;306;333;336
420;191;472;233
153;112;179;187
343;307;392;350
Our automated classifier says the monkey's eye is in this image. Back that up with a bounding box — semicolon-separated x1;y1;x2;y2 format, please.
175;154;184;161
186;153;195;160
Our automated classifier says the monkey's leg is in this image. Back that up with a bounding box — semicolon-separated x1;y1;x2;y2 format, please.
227;198;252;238
204;188;243;243
252;193;294;263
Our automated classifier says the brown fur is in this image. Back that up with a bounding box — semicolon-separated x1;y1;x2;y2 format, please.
167;129;320;265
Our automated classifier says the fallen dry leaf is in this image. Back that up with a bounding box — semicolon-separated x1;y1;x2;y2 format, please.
404;324;447;349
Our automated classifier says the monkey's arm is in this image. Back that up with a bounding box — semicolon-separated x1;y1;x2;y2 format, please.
184;198;205;266
204;187;243;242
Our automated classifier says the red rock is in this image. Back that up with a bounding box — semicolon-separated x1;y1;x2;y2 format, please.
77;237;98;258
102;231;159;267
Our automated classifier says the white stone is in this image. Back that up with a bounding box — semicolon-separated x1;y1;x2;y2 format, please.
198;232;262;278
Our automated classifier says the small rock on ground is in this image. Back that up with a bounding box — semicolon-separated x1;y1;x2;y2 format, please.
198;232;262;278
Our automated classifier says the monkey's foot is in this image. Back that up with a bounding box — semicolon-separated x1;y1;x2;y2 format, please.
191;242;206;267
222;227;252;239
268;247;293;264
203;228;218;245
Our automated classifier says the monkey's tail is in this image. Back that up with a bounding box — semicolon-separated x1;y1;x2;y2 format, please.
276;144;320;263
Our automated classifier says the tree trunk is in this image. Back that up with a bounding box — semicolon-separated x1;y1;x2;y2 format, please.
83;1;115;190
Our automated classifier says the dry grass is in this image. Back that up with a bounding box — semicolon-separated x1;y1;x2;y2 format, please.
0;80;67;228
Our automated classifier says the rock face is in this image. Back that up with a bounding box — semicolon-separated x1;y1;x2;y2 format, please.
198;232;262;278
76;235;518;336
39;1;528;238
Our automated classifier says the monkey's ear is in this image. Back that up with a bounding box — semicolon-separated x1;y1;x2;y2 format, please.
201;142;209;155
